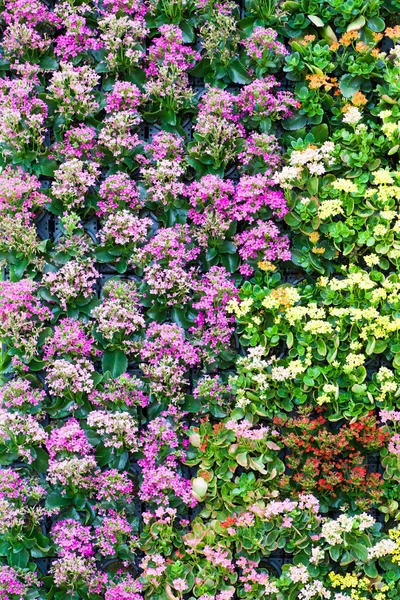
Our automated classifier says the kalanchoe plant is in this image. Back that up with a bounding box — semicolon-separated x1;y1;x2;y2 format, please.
1;0;400;596
185;417;284;513
229;267;400;420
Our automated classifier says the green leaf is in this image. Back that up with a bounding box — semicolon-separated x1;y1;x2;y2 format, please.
191;58;211;78
366;16;385;31
374;340;387;353
236;452;249;467
220;253;239;273
339;74;363;98
0;541;9;556
329;545;341;561
126;68;146;86
161;109;176;126
118;451;128;470
31;448;49;473
95;249;116;263
282;113;308;130
393;353;400;369
39;56;59;70
102;350;128;378
366;337;376;355
9;258;30;281
95;443;113;467
182;395;202;413
36;157;59;177
351;543;369;562
364;561;379;577
284;212;301;227
114;259;127;274
8;548;29;568
180;20;195;43
45;491;70;509
226;59;251;84
309;124;329;143
316;338;327;356
171;307;194;329
218;241;236;254
347;15;366;31
29;358;45;372
206;248;218;261
95;61;110;73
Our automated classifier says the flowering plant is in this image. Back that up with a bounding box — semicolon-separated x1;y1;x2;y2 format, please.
2;0;400;597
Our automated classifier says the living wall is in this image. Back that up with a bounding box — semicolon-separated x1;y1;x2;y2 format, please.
2;0;400;598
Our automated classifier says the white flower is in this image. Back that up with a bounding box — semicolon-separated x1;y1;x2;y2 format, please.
342;106;362;125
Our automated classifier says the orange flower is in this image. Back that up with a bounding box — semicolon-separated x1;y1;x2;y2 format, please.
355;41;370;53
385;26;400;40
221;516;237;528
372;32;384;43
306;74;337;91
298;34;316;46
352;91;367;107
309;232;320;244
340;31;360;46
198;470;212;482
269;288;294;309
312;247;325;254
212;422;225;434
329;41;340;52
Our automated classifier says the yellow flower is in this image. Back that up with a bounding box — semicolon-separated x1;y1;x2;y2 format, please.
343;353;365;373
262;287;300;310
257;260;276;272
226;298;253;317
318;199;344;220
373;169;394;185
382;121;398;140
304;319;333;335
364;253;380;267
374;223;387;236
332;178;358;193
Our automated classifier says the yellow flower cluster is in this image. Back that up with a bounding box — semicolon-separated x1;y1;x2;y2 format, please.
389;529;400;564
257;260;276;272
329;572;362;589
261;287;301;310
382;121;398;140
373;169;395;185
226;297;253;317
284;304;325;326
361;169;400;205
328;571;389;600
303;319;334;335
332;178;359;193
343;352;366;373
317;383;339;406
376;366;398;402
318;199;344;220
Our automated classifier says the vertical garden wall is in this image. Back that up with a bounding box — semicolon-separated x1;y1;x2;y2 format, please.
2;0;400;598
